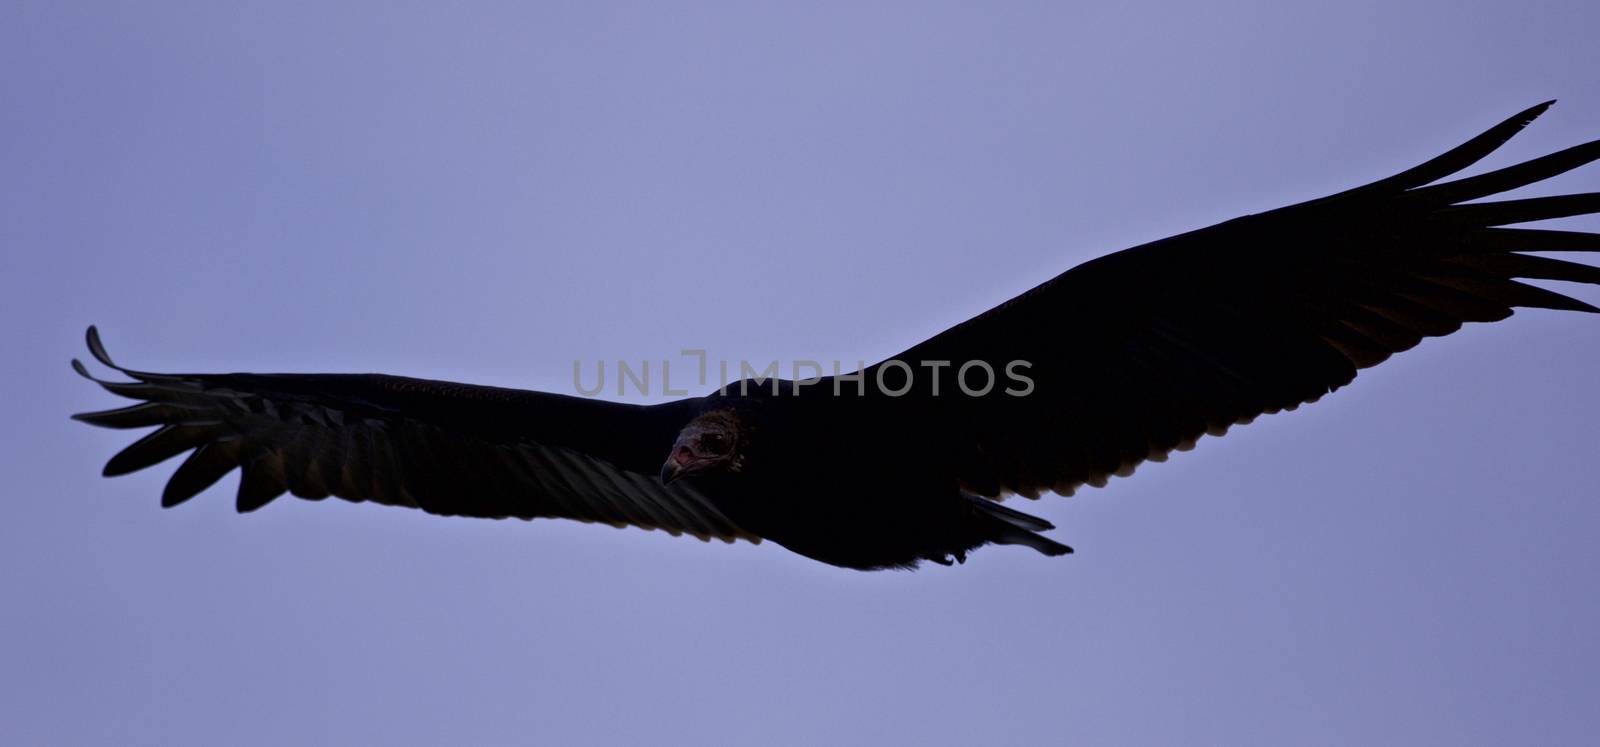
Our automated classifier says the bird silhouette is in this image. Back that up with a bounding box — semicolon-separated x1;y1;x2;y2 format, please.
74;102;1600;569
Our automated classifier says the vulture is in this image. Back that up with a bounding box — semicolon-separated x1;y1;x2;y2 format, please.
73;102;1600;570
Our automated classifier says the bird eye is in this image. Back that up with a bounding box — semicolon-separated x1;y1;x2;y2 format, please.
700;433;728;454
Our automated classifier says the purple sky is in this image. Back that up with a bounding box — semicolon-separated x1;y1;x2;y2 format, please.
5;2;1599;745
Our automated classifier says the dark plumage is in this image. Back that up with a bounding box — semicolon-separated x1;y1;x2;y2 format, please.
74;102;1600;570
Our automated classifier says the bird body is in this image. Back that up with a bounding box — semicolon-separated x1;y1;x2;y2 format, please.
668;386;1070;568
73;102;1600;570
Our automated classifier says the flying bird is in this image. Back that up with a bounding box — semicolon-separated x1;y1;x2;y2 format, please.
73;102;1600;570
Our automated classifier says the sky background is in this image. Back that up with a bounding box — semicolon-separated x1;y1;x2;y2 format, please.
4;2;1599;745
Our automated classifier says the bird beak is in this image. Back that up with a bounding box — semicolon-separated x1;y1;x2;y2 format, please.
661;445;712;485
660;446;696;485
659;458;683;485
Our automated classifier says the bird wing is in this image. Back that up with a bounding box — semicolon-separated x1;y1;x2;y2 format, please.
72;327;755;543
877;101;1600;499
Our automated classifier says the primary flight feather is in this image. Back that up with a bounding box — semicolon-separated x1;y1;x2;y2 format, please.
73;102;1600;570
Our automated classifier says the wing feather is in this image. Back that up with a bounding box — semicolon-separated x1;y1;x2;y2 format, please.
878;103;1600;499
72;329;755;543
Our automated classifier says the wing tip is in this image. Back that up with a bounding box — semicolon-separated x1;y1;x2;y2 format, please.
1350;99;1563;196
161;486;197;509
1520;99;1557;124
1563;297;1600;314
85;325;120;370
72;326;129;383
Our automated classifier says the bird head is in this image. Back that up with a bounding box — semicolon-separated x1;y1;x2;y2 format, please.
660;408;747;485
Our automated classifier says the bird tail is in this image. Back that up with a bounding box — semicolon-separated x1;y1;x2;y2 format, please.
967;495;1073;556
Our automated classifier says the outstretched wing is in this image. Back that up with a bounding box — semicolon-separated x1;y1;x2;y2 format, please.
72;327;755;543
882;101;1600;499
